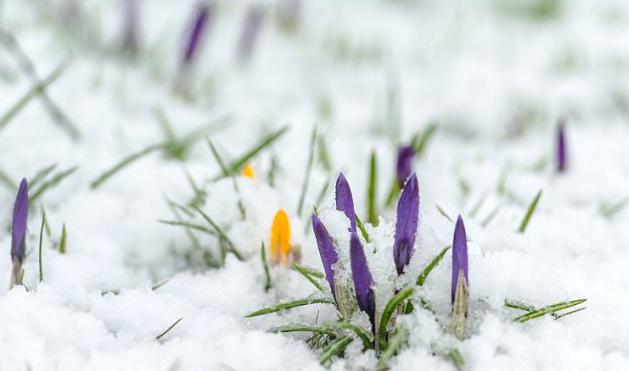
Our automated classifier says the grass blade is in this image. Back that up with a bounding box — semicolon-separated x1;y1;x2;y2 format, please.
378;287;415;349
270;325;337;338
355;216;371;243
245;297;334;317
292;263;324;292
517;189;542;233
377;326;408;371
416;245;451;286
297;125;317;216
513;299;587;323
156;318;184;341
504;299;536;312
192;205;243;261
59;223;67;254
38;209;46;283
29;163;57;190
435;204;454;223
158;220;216;235
261;242;272;292
412;123;438;159
319;335;353;365
90;144;164;189
30;166;78;204
323;321;372;349
367;151;377;225
207;139;246;219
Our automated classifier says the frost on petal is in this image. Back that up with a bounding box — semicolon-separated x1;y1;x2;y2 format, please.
451;215;469;304
270;209;291;266
396;145;415;188
335;173;356;234
393;173;419;275
11;178;28;263
311;214;338;298
350;234;375;332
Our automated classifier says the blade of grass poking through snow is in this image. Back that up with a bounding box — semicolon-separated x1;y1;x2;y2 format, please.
446;348;465;371
367;151;377;225
29;163;57;190
513;299;587;323
192;205;243;261
517;189;543;233
436;204;454;223
158;220;216;235
412;122;438;159
319;336;353;365
0;166;16;190
30;166;78;204
261;242;272;291
318;134;332;171
553;307;586;320
152;279;170;291
481;204;501;228
323;321;372;349
355;216;371;243
245;297;334;317
38;209;46;283
156;318;184;341
378;287;415;349
504;299;536;312
215;126;289;179
600;195;629;219
59;223;67;254
292;263;324;292
416;245;451;286
206;139;246;218
0;63;65;131
377;326;409;371
469;192;488;218
90;143;164;189
297;125;317;216
270;325;338;338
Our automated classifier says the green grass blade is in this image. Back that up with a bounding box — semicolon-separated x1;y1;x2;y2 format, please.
412;123;438;159
416;245;451;286
30;166;78;204
261;242;272;292
481;204;501;227
319;335;353;365
553;307;586;320
59;223;67;254
90;144;164;189
377;326;408;371
244;297;335;317
513;299;587;323
158;220;217;235
0;166;16;190
207;139;246;219
355;216;371;243
297;125;317;216
0;63;65;130
504;299;536;312
367;151;377;225
378;287;415;349
446;348;465;371
292;263;324;292
600;195;629;219
435;204;454;223
270;325;337;338
323;321;372;349
29;163;57;190
38;209;46;283
517;189;543;233
192;205;243;261
156;318;184;341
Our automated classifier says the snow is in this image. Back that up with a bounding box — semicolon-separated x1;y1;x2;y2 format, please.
0;0;628;370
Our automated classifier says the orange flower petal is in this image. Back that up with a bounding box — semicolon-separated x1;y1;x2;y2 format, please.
241;164;256;179
270;209;291;265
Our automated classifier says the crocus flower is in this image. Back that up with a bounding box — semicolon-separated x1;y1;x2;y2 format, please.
557;121;567;173
396;145;415;189
10;178;28;288
237;5;264;60
270;209;291;266
335;173;356;234
451;216;469;303
350;234;376;333
393;173;419;275
182;2;212;67
121;0;139;55
241;164;256;179
311;214;338;298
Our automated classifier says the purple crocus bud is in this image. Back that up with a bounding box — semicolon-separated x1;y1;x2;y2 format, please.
393;173;419;275
237;5;264;60
182;2;212;67
122;0;139;55
11;179;28;264
451;216;468;304
396;145;415;188
335;173;356;234
350;234;376;333
557;121;567;173
311;214;338;298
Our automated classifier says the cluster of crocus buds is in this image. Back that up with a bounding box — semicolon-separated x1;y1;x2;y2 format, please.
237;5;265;61
10;179;28;289
450;216;469;340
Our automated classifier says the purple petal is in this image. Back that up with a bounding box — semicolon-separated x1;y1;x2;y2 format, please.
237;5;264;59
122;0;139;54
350;234;375;332
335;173;356;234
11;179;28;263
182;3;212;66
393;173;419;275
557;121;567;173
311;214;338;298
451;215;469;303
396;145;415;188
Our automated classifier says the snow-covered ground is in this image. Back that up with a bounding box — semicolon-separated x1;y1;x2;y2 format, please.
1;0;629;370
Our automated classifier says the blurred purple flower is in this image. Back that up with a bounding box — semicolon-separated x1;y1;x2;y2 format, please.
451;215;469;304
182;2;212;66
122;0;139;54
350;234;375;333
237;5;264;60
396;145;415;188
311;214;338;298
335;173;356;234
557;121;567;173
11;178;28;263
393;173;419;275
